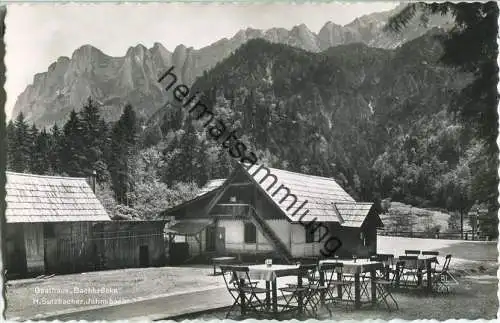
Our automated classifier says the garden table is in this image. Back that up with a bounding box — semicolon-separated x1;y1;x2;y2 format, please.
319;259;383;309
395;255;438;291
211;257;237;275
236;264;299;314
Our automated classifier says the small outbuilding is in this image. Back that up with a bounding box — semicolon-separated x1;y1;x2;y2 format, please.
5;172;168;278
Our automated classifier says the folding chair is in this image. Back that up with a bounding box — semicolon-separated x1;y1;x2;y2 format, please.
431;254;458;293
220;265;267;318
399;255;421;287
279;264;324;318
372;263;400;311
390;260;406;288
323;262;357;310
405;250;421;256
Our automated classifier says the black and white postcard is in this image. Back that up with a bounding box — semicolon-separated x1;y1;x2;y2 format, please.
1;2;498;321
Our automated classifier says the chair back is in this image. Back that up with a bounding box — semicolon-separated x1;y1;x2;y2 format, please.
442;254;452;272
220;265;240;292
298;263;319;288
422;251;439;256
392;260;406;282
405;249;421;256
229;266;259;289
399;255;418;269
319;262;341;285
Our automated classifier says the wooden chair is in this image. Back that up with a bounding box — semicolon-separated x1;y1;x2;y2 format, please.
399;255;421;287
372;261;401;311
323;262;357;310
220;265;267;318
390;260;406;288
279;264;324;318
431;254;458;293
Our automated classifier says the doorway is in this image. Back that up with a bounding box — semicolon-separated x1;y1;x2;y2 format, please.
139;245;149;267
215;227;226;254
206;226;216;252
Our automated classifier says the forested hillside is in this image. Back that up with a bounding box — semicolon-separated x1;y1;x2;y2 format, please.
6;30;498;237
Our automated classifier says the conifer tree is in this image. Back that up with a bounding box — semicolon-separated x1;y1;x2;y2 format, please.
6;120;16;171
79;97;107;179
31;128;51;174
11;113;31;172
60;110;85;176
27;123;39;171
48;123;63;174
109;104;138;205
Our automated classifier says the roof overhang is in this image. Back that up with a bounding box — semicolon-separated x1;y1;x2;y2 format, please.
165;219;214;236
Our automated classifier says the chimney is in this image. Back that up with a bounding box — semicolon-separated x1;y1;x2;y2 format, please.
91;170;97;194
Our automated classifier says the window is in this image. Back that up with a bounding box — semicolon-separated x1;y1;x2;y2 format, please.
244;222;256;243
305;227;315;243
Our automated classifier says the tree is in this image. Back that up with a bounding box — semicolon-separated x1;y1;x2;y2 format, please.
108;104;139;205
30;128;51;174
10;113;31;172
386;2;498;148
60;110;85;176
6;120;15;171
79;97;109;181
386;3;499;237
48;123;63;174
161;121;200;186
27;124;39;173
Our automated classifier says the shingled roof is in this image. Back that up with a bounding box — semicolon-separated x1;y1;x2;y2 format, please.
196;164;376;227
5;172;110;223
197;179;226;196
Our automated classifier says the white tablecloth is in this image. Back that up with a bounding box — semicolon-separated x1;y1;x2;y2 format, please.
236;264;300;281
319;259;382;274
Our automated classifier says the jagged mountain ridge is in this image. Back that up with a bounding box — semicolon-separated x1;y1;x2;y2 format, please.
12;4;453;127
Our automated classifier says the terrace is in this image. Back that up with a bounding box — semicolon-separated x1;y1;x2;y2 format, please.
5;236;497;321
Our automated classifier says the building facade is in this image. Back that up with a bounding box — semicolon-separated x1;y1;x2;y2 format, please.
162;164;383;263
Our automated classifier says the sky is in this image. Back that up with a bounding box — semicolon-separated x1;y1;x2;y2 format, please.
5;2;399;119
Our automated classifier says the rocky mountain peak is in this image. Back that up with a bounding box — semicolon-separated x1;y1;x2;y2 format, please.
12;6;452;128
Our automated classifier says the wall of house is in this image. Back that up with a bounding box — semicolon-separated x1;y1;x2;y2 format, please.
290;224;327;258
184;224;207;257
44;222;94;274
326;223;376;258
23;223;45;274
95;221;166;270
5;224;28;276
216;219;290;254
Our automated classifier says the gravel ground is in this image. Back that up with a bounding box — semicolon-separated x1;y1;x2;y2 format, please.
5;265;223;319
5;236;498;320
178;273;498;321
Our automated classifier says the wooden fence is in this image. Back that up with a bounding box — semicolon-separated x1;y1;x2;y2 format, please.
377;229;488;241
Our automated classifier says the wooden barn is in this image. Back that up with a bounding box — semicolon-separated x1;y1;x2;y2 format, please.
4;172;168;278
92;220;168;270
4;172;111;277
162;164;383;264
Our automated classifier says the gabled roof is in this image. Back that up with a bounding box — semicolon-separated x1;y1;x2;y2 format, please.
5;172;110;223
334;202;375;228
197;179;226;196
194;164;377;227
